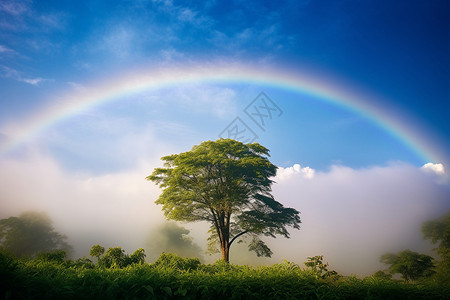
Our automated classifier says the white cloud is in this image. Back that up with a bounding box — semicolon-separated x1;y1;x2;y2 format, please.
22;77;44;86
421;162;445;175
276;163;315;180
421;163;447;184
270;162;450;275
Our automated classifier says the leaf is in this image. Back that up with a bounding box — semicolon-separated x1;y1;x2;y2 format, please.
175;287;188;296
143;285;154;295
162;286;172;296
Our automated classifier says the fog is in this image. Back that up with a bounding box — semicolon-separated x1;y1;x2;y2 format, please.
0;148;448;275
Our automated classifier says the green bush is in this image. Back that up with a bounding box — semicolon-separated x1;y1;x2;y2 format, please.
153;252;201;271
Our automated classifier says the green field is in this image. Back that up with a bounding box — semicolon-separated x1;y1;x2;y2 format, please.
1;251;449;300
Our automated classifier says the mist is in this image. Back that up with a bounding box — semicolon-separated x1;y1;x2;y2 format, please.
145;222;204;262
0;149;449;275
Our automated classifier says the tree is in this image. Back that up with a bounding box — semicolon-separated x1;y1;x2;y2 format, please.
99;247;127;268
98;247;146;268
146;222;203;262
380;250;435;282
422;212;450;282
147;139;301;262
304;255;338;279
371;270;392;281
129;248;146;265
89;244;105;263
0;211;72;257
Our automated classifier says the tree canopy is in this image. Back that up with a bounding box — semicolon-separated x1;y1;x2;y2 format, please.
0;211;72;257
422;212;450;283
422;212;450;259
147;139;301;262
380;250;435;282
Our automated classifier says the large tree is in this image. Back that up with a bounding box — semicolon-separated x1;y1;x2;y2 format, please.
0;211;72;257
147;139;301;262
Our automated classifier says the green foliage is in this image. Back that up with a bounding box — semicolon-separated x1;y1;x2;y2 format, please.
153;253;201;271
97;247;146;269
89;244;105;262
70;257;95;269
99;247;128;268
304;255;338;279
35;250;67;264
2;253;448;300
422;212;450;283
0;211;72;257
380;250;435;282
147;139;301;262
422;212;450;255
371;270;393;281
129;248;146;265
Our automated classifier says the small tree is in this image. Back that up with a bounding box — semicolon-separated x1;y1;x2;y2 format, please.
380;250;435;282
147;139;301;262
89;244;105;263
304;255;337;279
129;248;146;264
99;247;126;268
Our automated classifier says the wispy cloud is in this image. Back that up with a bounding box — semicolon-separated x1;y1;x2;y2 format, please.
21;77;44;85
101;26;136;59
0;65;47;86
0;0;30;16
0;45;16;54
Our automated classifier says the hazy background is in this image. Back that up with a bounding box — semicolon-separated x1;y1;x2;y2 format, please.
0;136;448;275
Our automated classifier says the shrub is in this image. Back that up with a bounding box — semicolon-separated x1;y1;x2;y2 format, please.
35;250;67;263
153;252;201;271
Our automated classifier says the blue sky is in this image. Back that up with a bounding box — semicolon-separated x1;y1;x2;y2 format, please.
0;0;449;274
0;0;449;168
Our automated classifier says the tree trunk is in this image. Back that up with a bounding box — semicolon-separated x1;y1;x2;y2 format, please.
221;242;230;262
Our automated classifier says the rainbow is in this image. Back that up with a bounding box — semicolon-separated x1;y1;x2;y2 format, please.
0;64;444;164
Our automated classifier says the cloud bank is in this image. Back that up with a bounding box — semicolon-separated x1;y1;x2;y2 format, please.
271;162;449;275
1;148;448;275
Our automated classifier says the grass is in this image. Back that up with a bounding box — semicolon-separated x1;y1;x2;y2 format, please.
1;251;449;300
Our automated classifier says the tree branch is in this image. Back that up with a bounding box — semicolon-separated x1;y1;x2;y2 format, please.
229;230;249;246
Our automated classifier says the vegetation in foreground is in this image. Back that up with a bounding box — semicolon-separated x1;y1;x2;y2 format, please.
1;250;449;300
